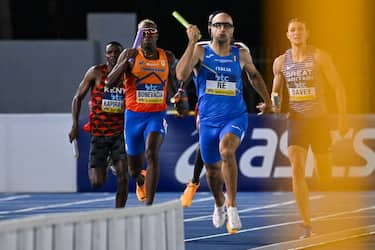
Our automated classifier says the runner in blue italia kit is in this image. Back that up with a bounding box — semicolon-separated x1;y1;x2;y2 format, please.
265;18;347;238
176;11;272;234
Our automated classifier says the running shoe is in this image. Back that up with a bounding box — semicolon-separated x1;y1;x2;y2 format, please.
180;181;200;207
226;206;241;234
212;199;226;228
299;224;314;239
136;170;147;202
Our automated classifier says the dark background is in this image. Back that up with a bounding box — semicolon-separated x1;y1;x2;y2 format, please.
8;1;265;54
2;0;375;113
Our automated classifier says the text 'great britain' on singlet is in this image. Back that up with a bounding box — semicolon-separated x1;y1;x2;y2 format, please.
282;47;328;117
194;45;246;126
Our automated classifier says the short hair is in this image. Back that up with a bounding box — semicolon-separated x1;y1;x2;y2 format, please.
106;41;123;49
287;18;308;28
208;10;226;25
207;10;233;39
138;19;157;30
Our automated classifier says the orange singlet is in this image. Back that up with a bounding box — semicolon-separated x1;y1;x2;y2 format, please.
125;48;169;112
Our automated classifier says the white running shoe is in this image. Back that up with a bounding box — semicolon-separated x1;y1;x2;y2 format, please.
212;203;226;228
226;206;241;234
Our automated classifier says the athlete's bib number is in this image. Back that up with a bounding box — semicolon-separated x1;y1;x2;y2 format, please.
205;80;236;96
289;87;316;101
136;90;164;104
102;99;124;113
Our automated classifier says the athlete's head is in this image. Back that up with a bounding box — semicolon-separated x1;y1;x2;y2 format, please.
207;11;234;43
105;41;123;67
286;18;309;46
138;19;158;48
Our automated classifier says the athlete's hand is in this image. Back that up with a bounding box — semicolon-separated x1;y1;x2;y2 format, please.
256;102;273;115
68;126;79;143
171;88;189;117
123;48;138;63
186;25;201;43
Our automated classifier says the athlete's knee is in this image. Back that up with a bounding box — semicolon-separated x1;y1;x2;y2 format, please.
291;164;305;180
88;168;106;189
90;176;105;189
219;147;235;161
206;166;221;179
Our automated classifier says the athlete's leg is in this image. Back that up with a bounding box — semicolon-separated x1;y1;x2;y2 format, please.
205;162;226;227
88;167;107;188
314;152;332;190
192;144;204;183
110;134;128;208
180;143;203;207
128;154;146;202
219;133;241;208
88;136;109;189
113;157;128;208
144;132;163;205
288;145;310;226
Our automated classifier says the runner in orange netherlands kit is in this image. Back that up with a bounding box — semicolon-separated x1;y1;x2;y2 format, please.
106;19;184;205
69;41;128;208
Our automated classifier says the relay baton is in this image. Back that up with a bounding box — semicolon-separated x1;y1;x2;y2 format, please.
172;11;201;39
128;28;143;63
72;139;79;158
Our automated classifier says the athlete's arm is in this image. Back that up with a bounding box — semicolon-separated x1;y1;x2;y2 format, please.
271;55;286;112
165;50;178;94
241;49;272;113
106;48;138;87
176;25;202;82
316;49;347;133
69;66;99;142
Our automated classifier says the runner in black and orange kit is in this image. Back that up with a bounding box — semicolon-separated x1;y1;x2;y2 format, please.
69;41;128;208
106;19;185;205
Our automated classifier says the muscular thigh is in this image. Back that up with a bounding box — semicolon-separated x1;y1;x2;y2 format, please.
219;114;248;144
125;111;146;156
288;116;331;155
200;124;221;164
109;133;126;162
89;136;110;168
144;112;167;140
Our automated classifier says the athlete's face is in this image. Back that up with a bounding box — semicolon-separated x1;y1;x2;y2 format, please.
139;22;158;49
287;21;309;46
105;44;123;67
210;13;234;44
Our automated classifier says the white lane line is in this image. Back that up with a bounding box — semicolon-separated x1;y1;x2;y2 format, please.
184;195;324;222
185;203;375;242
0;195;31;202
0;196;115;215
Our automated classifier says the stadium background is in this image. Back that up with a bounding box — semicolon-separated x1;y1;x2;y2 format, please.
4;0;375;114
0;0;374;193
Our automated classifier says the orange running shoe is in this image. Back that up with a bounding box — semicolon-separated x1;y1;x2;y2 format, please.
136;170;147;202
180;181;200;207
